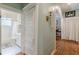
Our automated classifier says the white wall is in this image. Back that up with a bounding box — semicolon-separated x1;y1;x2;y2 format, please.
22;3;56;55
61;9;79;41
22;5;38;55
1;25;12;46
37;3;56;55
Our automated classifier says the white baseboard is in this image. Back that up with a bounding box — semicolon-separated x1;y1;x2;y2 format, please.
51;49;56;55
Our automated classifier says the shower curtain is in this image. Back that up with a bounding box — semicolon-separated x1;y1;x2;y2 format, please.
61;17;79;42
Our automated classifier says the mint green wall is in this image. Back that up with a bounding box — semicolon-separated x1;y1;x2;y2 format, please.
21;3;28;8
2;3;28;10
37;3;56;55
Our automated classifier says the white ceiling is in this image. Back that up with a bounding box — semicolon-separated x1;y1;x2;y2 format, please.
2;3;79;12
53;3;79;12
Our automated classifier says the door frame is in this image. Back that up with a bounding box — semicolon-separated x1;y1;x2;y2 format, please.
22;3;39;54
50;6;63;54
52;6;63;39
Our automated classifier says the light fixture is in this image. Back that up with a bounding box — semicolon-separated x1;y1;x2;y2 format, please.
49;7;54;12
49;6;59;12
68;3;71;5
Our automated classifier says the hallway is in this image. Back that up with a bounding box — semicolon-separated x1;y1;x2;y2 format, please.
1;3;79;55
54;37;79;55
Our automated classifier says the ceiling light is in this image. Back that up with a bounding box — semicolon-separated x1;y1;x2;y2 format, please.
68;3;71;5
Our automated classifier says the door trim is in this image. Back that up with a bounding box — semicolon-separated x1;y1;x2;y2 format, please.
23;3;37;11
22;3;39;54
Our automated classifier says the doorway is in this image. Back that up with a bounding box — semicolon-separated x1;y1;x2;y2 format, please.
51;6;62;41
50;6;64;55
52;4;79;55
1;8;21;55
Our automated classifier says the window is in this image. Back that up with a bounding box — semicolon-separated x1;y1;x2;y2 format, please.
1;17;12;26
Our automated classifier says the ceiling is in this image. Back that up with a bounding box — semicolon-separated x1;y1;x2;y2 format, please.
2;3;28;10
52;3;79;12
2;3;79;12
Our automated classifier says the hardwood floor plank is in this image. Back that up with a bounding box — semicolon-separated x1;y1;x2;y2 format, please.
53;36;79;55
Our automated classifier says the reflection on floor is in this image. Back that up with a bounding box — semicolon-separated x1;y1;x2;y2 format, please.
54;36;79;55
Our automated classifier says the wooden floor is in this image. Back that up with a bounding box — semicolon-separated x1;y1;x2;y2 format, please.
54;36;79;55
17;36;79;55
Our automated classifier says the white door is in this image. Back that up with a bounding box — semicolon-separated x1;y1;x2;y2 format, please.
22;6;37;55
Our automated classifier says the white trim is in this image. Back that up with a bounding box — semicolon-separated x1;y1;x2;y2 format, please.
51;49;56;55
0;4;22;13
34;5;39;55
23;3;37;11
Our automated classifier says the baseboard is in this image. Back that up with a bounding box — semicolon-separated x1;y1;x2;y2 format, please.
62;39;79;44
51;49;56;55
16;51;26;55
